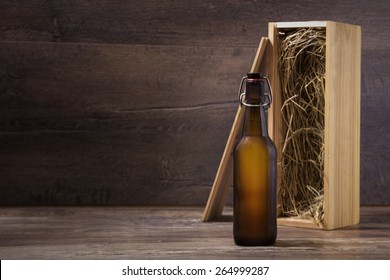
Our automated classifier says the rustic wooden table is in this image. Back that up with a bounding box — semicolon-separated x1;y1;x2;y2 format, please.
0;206;388;259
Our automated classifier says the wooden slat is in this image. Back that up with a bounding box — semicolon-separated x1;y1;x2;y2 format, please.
276;21;327;28
202;37;269;221
0;41;256;205
0;42;254;111
0;1;389;206
269;21;362;229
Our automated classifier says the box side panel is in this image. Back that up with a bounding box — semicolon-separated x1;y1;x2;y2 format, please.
324;22;361;229
268;22;284;216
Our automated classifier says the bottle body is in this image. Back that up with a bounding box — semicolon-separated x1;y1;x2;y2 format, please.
233;128;277;246
233;74;277;246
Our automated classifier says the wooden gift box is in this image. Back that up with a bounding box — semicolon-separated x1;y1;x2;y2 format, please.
203;21;361;230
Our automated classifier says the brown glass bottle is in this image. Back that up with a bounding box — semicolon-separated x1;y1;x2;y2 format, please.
233;73;277;246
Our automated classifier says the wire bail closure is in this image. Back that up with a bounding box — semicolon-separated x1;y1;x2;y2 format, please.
238;75;273;108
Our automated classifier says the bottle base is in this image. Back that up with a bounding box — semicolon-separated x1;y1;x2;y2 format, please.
234;236;276;246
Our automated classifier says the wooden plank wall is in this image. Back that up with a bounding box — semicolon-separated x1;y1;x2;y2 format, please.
0;0;389;205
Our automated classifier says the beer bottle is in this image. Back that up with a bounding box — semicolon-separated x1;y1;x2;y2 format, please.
233;72;277;246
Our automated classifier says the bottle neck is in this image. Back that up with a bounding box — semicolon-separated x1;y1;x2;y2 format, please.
242;106;268;137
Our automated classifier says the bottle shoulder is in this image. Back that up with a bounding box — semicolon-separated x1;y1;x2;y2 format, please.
236;135;274;145
235;136;276;155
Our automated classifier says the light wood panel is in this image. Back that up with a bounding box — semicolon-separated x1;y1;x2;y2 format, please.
324;21;361;229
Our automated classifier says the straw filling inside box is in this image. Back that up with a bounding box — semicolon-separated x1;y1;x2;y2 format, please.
277;27;326;226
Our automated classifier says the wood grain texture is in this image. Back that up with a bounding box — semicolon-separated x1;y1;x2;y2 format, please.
324;22;361;229
0;206;389;259
267;23;284;214
0;0;389;205
0;0;388;51
360;50;390;205
0;42;255;205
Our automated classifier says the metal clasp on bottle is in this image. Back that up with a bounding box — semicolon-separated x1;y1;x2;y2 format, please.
238;74;273;108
